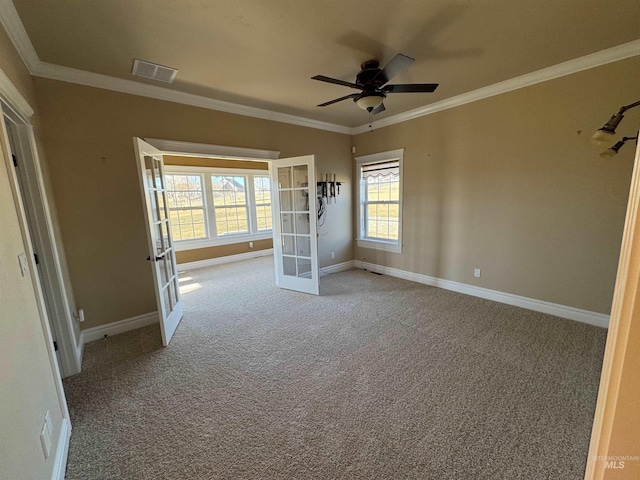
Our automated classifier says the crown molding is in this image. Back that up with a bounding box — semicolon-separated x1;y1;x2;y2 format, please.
352;39;640;135
33;62;352;134
0;0;39;73
2;0;639;137
0;0;351;135
0;64;34;117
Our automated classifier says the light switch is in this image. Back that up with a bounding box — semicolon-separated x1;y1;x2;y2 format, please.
18;253;29;277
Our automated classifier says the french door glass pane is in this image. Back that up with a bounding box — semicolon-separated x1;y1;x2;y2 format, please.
282;235;296;255
293;165;308;188
280;213;294;234
296;236;311;257
279;190;293;211
144;156;154;187
283;256;296;276
153;158;164;189
278;167;292;188
294;190;309;211
295;213;310;234
297;258;311;277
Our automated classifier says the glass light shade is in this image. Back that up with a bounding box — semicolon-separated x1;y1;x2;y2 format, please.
590;129;615;147
356;95;384;111
599;148;618;159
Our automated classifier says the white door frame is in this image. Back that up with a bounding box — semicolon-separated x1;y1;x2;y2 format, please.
0;67;71;466
0;86;81;381
3;111;82;377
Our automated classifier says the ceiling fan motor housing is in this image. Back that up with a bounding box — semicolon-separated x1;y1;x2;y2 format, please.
357;59;384;88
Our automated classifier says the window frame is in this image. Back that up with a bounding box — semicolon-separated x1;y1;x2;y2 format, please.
355;148;404;253
164;172;208;242
164;165;272;251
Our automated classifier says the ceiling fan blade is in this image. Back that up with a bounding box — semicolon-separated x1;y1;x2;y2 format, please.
383;83;439;93
317;93;359;107
311;75;361;89
372;54;415;85
371;103;386;115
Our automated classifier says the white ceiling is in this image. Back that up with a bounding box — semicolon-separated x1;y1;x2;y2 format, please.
8;0;640;129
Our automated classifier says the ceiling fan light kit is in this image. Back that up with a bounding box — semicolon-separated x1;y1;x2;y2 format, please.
355;93;385;111
312;53;439;116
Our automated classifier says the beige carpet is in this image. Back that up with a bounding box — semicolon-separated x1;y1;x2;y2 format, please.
63;257;607;479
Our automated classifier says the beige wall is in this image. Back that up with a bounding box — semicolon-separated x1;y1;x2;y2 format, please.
176;238;273;264
0;27;65;480
164;155;268;170
33;78;353;329
353;56;640;314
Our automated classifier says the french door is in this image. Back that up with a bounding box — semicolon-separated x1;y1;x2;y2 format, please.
133;137;183;345
270;155;319;295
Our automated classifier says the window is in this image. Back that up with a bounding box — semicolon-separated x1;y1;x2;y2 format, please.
211;175;249;236
165;174;206;241
164;167;272;250
355;149;404;253
253;177;272;231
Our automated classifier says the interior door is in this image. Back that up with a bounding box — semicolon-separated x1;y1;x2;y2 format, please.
270;155;319;295
133;137;183;345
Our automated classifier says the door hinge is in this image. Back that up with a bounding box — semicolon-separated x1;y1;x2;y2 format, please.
34;253;40;265
12;154;17;167
53;341;58;351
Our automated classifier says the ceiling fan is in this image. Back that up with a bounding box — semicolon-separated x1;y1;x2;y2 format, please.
312;54;438;115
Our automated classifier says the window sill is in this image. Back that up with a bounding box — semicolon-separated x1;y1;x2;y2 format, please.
174;232;272;252
356;238;402;253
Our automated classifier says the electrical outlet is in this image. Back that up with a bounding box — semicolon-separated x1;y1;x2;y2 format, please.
331;251;335;259
474;268;481;278
249;241;254;248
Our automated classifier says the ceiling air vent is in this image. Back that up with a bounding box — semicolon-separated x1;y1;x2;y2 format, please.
132;59;178;83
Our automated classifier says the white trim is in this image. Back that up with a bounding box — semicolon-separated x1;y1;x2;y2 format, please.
0;0;40;74
352;39;640;134
174;232;272;252
146;138;280;160
354;261;610;328
0;66;34;118
356;238;402;253
34;61;352;134
177;247;273;271
51;418;71;480
80;311;159;344
320;260;355;275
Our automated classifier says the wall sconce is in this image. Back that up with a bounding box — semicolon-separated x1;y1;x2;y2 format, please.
599;136;638;159
317;173;341;204
591;99;640;148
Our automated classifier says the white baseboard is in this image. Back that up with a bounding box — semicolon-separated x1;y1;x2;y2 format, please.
354;261;610;328
320;260;356;275
51;418;71;480
177;248;273;271
81;312;159;344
